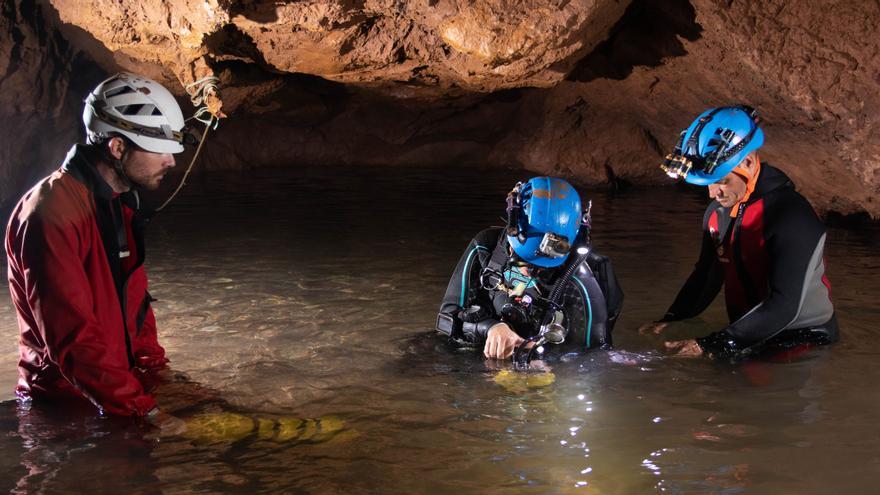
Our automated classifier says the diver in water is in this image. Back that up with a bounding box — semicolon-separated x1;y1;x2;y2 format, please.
436;177;623;362
641;105;838;359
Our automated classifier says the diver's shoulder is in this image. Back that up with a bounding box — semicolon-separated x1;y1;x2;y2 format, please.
473;227;504;247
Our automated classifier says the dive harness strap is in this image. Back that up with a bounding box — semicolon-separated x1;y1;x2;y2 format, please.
482;180;527;292
479;229;513;292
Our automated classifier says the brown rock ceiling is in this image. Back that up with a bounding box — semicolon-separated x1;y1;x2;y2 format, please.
2;0;878;217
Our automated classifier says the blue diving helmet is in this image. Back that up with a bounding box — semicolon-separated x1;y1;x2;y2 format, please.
661;105;764;185
506;177;583;268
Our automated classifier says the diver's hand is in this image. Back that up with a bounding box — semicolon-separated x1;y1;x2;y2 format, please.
639;321;670;335
145;407;188;437
484;323;524;360
664;339;704;357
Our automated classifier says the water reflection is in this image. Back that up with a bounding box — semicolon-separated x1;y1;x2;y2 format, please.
0;165;878;493
2;400;159;494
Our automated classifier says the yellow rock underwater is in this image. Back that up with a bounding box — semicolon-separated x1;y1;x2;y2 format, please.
493;369;556;393
182;412;356;445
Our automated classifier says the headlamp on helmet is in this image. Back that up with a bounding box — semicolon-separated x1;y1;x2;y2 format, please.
662;128;739;180
660;130;693;180
87;99;200;148
538;232;571;259
660;106;764;186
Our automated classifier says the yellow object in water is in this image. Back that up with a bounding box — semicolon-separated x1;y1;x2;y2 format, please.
183;412;352;445
493;369;556;393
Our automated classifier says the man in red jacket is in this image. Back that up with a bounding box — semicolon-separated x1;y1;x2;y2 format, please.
5;73;193;417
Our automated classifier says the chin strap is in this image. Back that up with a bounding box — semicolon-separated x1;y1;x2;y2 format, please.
111;154;133;191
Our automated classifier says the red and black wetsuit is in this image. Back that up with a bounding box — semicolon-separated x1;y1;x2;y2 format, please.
5;145;167;416
661;164;837;358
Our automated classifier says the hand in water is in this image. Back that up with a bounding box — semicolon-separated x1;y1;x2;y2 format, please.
664;339;704;357
484;323;524;360
639;321;670;335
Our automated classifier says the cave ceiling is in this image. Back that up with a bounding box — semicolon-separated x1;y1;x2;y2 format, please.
1;0;878;216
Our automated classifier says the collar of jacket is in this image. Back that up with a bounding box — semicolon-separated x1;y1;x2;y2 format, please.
61;144;146;214
728;158;762;218
715;163;794;216
748;163;794;200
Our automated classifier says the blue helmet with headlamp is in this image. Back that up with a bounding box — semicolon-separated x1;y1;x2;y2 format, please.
506;177;583;268
661;105;764;185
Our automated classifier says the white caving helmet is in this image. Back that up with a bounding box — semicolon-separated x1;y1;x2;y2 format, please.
83;72;187;154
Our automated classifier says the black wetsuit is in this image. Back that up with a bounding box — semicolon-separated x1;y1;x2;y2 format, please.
438;227;622;350
661;164;837;357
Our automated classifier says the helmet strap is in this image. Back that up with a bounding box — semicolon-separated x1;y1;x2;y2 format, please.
685;105;762;175
708;105;762;170
88;100;195;147
110;143;134;191
505;182;526;243
685;107;723;155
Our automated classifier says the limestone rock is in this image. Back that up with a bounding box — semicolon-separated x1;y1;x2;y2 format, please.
0;0;104;206
1;0;878;217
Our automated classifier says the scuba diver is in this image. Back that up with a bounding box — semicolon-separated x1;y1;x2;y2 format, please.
436;177;623;365
641;105;838;359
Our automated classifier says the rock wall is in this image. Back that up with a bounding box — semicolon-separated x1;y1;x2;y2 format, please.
499;0;880;215
0;0;106;208
47;0;627;94
1;0;878;216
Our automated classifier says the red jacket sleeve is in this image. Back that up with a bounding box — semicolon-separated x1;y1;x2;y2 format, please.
17;210;156;416
133;297;169;371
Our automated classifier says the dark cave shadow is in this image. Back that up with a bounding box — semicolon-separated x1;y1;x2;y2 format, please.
227;0;283;24
567;0;703;82
229;0;369;27
203;24;274;69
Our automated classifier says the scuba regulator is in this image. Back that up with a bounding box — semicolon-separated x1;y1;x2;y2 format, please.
512;201;593;369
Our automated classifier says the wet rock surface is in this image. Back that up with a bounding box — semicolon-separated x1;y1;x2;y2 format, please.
1;0;878;216
0;1;104;206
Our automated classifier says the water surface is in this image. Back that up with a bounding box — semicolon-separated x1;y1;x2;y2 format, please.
0;165;878;494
